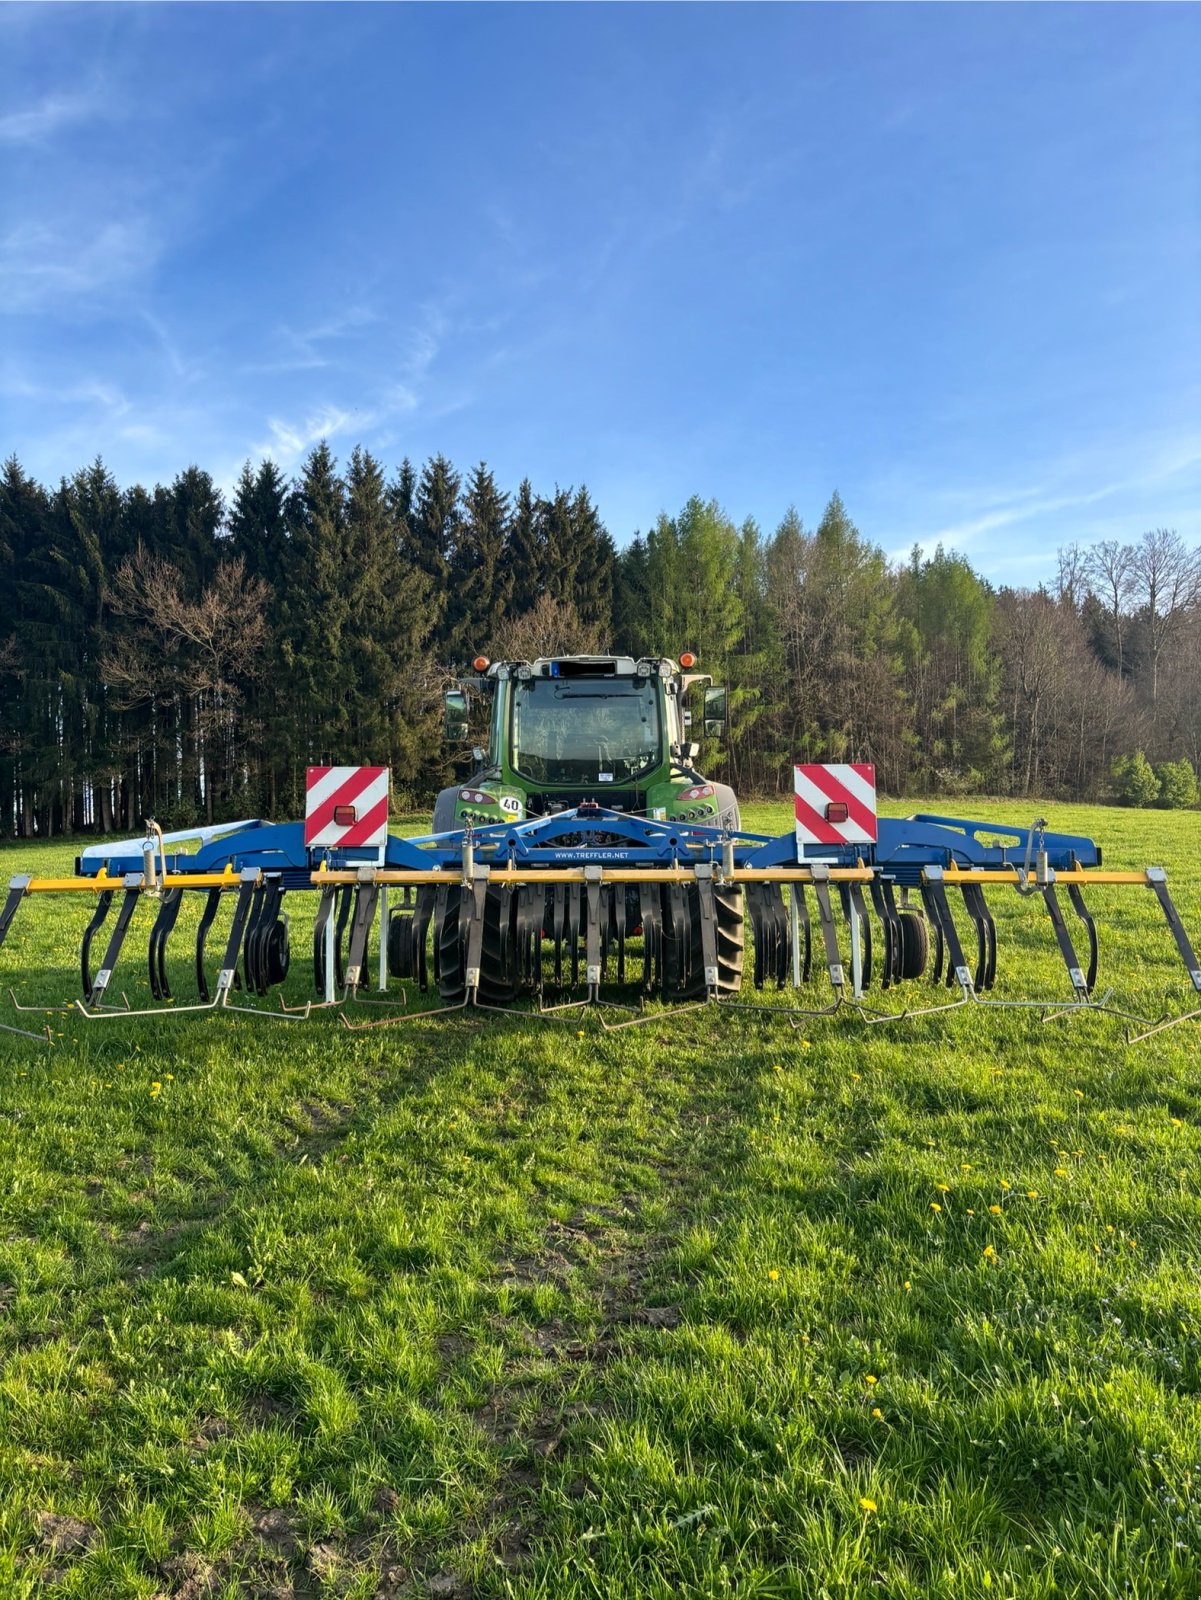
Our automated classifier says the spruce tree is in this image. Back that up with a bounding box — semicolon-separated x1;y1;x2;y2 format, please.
447;463;511;660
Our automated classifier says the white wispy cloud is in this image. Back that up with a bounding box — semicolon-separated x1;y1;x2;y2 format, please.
888;436;1201;566
0;217;157;310
0;88;105;145
251;406;360;469
249;305;382;375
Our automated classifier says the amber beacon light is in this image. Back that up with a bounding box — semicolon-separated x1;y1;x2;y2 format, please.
678;651;697;669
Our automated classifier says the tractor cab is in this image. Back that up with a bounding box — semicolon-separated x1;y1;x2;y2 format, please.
434;654;736;832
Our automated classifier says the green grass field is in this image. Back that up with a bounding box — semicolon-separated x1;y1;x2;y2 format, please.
1;800;1199;1598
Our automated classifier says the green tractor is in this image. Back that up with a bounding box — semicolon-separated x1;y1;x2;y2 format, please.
432;653;744;1000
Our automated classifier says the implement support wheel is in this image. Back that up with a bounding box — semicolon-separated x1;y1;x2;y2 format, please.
897;910;929;981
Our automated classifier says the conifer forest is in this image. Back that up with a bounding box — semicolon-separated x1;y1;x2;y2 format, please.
1;447;1198;837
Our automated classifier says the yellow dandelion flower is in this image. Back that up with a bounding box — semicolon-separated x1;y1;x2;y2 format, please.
1074;1089;1083;1099
799;1039;811;1050
960;1163;972;1172
1054;1168;1068;1177
850;1072;861;1082
768;1269;779;1281
988;1204;1002;1215
871;1407;883;1420
1171;1118;1182;1129
1026;1190;1039;1199
165;1073;174;1081
966;1208;975;1215
935;1183;950;1193
982;1244;997;1260
865;1374;878;1386
903;1280;911;1291
1106;1224;1115;1234
859;1496;877;1514
929;1202;942;1213
999;1180;1011;1190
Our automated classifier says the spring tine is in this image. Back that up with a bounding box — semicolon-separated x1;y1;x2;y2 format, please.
0;879;28;950
431;884;451;986
958;883;988;991
1144;870;1201;1001
918;885;946;982
556;883;569;979
344;880;379;992
312;885;338;994
849;883;873;989
639;882;660;993
1041;883;1090;1002
844;876;876;985
885;883;906;986
195;888;223;1001
568;884;582;987
794;883;811;983
331;885;352;991
616;895;626;984
83;883;141;1007
1066;883;1098;993
868;879;894;989
147;888;183;1001
414;887;435;991
921;873;975;996
809;876;845;995
80;889;115;999
960;883;997;990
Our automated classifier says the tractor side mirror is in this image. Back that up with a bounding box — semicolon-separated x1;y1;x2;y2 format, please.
443;689;469;741
703;685;728;740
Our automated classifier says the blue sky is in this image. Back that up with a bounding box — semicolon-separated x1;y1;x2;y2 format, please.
1;3;1197;581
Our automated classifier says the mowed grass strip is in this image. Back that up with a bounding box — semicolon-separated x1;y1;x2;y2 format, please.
0;800;1196;1598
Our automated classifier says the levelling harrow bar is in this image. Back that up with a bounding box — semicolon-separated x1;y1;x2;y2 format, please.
1;801;1198;1040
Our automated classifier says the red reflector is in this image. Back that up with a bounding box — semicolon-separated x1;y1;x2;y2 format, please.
679;651;696;669
472;655;490;672
825;802;849;824
333;805;357;826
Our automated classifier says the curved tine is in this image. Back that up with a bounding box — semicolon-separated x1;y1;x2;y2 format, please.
925;898;945;984
195;888;222;1002
334;885;353;992
240;883;267;996
1066;883;1099;993
961;884;988;992
148;888;184;1002
976;887;997;991
81;890;115;1001
312;885;337;994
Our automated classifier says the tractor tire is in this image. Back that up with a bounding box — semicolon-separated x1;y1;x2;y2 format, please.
897;911;929;981
712;785;741;833
431;787;459;835
663;883;745;999
435;884;519;1006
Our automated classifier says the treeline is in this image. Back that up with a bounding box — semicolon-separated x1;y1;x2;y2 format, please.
1;448;1198;836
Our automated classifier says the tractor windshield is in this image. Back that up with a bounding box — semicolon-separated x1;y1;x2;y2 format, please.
510;678;661;786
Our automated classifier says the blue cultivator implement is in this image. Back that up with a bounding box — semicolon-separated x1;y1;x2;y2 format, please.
1;798;1198;1043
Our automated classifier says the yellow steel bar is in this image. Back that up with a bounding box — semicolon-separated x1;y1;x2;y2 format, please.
310;865;877;887
20;866;247;894
936;867;1155;886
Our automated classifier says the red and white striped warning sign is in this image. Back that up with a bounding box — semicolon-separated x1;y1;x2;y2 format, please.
304;766;390;849
794;763;877;848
